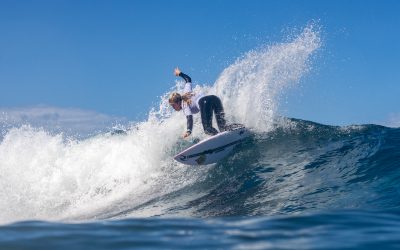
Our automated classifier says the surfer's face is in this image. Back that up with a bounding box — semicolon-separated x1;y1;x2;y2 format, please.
171;102;182;111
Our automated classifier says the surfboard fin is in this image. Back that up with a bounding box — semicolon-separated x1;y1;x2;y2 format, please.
195;154;207;165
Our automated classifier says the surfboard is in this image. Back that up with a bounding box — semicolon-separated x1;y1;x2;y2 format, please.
174;126;250;165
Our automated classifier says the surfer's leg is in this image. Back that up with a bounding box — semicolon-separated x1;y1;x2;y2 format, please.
199;97;218;135
210;95;226;132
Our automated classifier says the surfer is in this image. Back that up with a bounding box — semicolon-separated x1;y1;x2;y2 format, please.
170;67;227;138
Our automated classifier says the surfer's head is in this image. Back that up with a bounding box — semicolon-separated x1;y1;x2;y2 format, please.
169;92;182;111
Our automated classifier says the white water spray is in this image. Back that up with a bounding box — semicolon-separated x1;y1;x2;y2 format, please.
212;25;321;131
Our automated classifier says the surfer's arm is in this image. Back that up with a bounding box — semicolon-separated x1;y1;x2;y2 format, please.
186;115;193;134
174;67;192;83
179;72;192;83
182;115;193;138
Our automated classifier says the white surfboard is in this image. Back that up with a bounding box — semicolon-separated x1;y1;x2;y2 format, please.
174;126;250;165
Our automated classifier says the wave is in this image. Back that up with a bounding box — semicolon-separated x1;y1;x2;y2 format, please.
94;119;400;219
1;118;399;224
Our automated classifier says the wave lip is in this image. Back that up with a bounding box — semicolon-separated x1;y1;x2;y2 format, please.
213;25;321;132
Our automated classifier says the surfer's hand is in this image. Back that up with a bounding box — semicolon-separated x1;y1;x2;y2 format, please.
182;131;191;138
174;67;181;76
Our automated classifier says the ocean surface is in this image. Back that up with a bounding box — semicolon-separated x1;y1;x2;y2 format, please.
1;25;400;249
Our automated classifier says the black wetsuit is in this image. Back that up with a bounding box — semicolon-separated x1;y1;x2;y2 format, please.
198;95;226;135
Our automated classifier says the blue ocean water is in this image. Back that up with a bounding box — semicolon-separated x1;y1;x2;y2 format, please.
1;210;400;250
1;119;400;249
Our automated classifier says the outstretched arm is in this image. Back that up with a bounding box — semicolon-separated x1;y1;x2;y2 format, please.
174;67;192;83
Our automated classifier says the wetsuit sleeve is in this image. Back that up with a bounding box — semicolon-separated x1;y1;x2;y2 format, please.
186;115;193;133
178;72;192;83
180;72;193;93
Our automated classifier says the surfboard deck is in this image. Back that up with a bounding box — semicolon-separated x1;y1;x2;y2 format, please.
174;125;250;165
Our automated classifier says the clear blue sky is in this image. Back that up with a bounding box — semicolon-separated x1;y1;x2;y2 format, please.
0;0;399;126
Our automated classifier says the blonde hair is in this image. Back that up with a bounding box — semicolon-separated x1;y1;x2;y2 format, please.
169;92;194;105
169;92;182;104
